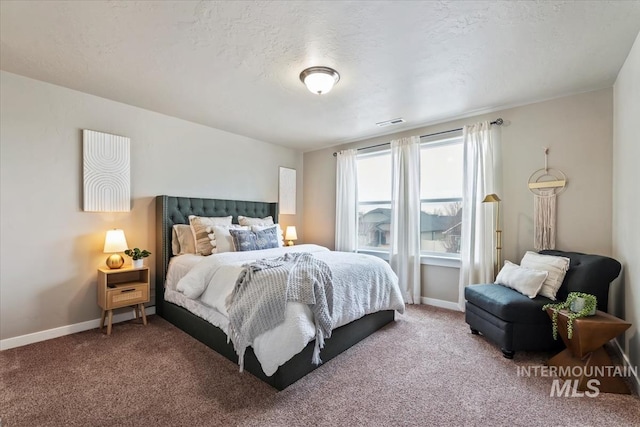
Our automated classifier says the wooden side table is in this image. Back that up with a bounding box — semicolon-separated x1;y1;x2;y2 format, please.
98;267;150;335
546;309;631;394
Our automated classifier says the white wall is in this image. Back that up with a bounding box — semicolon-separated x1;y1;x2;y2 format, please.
0;71;303;341
303;89;614;303
612;31;640;390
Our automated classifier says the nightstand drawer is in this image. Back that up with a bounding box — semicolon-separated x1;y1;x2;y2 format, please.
105;283;149;309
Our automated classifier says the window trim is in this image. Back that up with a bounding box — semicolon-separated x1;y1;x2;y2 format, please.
418;135;463;258
357;249;461;268
418;198;462;258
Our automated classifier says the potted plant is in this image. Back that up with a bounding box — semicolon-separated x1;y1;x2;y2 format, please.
124;248;151;269
543;292;597;340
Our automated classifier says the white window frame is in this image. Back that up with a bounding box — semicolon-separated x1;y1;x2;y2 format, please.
356;148;392;254
355;133;463;267
418;133;463;262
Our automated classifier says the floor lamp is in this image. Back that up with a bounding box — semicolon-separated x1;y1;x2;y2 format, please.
482;194;502;278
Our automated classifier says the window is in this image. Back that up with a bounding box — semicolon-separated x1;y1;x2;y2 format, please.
357;150;392;250
419;135;463;255
356;134;463;256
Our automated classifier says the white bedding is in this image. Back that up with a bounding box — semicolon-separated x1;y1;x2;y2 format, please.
169;244;405;376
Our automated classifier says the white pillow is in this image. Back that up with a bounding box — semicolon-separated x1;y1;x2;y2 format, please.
204;225;229;250
188;215;233;255
172;224;196;255
495;261;548;299
251;224;284;247
209;225;250;253
238;215;274;226
520;251;570;300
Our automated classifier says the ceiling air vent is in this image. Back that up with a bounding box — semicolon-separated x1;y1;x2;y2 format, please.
376;118;406;127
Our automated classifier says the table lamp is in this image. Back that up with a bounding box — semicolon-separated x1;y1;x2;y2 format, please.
285;226;298;246
104;229;128;269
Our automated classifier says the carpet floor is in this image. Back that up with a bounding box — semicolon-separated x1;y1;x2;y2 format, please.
1;306;638;427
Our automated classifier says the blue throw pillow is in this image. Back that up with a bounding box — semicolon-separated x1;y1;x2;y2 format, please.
229;227;279;252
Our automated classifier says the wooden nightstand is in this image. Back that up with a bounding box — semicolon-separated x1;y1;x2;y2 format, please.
98;266;150;335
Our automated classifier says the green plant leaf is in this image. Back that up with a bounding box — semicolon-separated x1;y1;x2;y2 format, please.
124;247;151;260
543;293;597;340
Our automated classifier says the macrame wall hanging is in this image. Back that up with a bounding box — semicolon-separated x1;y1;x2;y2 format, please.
528;148;567;250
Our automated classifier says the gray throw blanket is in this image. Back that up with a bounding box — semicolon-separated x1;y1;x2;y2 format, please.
225;252;333;372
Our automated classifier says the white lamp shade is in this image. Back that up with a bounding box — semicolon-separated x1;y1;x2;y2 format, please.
285;226;298;241
304;73;335;94
300;67;340;95
104;229;128;253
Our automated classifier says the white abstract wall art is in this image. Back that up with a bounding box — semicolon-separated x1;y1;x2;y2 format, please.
279;167;296;215
83;129;131;212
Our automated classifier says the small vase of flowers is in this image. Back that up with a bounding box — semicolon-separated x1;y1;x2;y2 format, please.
124;248;151;269
543;292;597;340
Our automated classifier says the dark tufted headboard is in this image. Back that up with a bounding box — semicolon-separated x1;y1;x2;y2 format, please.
155;195;278;315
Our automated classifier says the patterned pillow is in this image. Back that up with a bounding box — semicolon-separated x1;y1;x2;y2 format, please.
229;227;279;252
209;225;249;254
188;215;233;255
251;224;284;247
237;215;274;226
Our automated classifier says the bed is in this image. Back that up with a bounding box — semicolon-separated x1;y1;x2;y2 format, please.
155;195;402;390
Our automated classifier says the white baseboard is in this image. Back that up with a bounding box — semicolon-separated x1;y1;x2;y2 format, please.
421;297;461;311
0;306;156;351
612;339;640;395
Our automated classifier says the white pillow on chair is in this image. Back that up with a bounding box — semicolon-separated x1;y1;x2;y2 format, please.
520;251;570;300
495;261;548;299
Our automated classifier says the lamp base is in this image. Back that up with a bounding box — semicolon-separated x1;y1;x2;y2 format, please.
287;241;295;246
106;254;125;269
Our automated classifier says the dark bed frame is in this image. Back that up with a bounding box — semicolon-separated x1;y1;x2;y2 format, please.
155;195;395;390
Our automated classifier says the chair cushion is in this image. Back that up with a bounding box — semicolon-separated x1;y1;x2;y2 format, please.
465;284;554;324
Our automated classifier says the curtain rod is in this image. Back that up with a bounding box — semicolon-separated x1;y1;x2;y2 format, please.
332;118;504;157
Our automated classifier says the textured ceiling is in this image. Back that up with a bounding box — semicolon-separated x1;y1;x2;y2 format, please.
2;1;640;151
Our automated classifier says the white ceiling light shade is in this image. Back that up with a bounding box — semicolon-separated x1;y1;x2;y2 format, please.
299;66;340;95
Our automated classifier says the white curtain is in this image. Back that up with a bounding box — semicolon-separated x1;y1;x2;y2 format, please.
390;136;421;304
335;149;358;252
458;121;501;311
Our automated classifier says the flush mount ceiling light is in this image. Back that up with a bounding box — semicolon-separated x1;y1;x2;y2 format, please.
299;66;340;95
